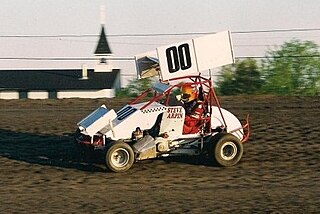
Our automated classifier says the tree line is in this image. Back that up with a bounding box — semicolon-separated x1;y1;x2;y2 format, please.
217;39;320;96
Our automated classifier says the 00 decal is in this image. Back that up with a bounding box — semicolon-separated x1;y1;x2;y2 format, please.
165;43;192;73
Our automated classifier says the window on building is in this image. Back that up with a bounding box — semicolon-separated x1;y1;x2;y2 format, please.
19;91;28;99
49;91;57;99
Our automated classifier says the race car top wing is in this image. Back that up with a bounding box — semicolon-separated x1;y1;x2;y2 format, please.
135;30;235;82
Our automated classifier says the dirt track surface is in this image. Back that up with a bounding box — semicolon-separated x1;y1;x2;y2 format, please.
0;96;319;213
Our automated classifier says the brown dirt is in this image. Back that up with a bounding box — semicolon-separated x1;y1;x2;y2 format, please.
0;96;319;213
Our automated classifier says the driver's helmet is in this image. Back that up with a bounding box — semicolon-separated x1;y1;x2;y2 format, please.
181;83;198;103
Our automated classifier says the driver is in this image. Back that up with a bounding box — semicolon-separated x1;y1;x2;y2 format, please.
180;83;205;134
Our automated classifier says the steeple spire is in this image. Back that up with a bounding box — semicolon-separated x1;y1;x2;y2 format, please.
94;25;112;56
94;5;114;72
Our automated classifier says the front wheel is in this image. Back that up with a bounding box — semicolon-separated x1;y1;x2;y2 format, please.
209;133;243;167
105;142;135;172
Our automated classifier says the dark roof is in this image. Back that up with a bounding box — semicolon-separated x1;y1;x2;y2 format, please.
94;25;112;55
0;69;120;91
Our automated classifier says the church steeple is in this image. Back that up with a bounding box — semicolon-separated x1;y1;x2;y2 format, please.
94;6;114;72
94;25;112;56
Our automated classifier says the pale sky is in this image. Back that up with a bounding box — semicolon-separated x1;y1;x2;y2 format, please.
1;0;320;83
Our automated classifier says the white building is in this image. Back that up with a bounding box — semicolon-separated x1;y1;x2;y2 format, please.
0;25;121;99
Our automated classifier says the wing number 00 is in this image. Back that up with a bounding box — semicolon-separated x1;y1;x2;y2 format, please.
165;43;192;73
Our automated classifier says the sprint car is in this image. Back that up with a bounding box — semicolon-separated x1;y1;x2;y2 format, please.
75;75;250;172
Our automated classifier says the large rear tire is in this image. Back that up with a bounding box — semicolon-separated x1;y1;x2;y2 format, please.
209;133;243;167
105;142;134;172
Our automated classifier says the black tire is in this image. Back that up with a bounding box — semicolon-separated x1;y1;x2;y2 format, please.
105;142;134;173
208;133;243;167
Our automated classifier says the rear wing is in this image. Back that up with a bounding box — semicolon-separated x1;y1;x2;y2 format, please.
135;31;234;82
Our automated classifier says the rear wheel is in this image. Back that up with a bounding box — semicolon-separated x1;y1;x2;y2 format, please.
208;133;243;167
105;142;134;172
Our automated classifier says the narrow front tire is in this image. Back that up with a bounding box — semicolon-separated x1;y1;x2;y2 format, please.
105;142;134;172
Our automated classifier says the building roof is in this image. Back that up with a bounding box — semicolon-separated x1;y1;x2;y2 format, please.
94;25;112;55
0;69;120;91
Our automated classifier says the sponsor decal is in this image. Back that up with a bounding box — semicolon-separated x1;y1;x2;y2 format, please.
166;107;183;119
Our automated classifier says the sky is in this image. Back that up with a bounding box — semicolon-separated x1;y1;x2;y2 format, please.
1;0;320;84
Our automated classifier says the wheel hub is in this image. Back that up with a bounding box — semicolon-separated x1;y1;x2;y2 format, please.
221;141;237;160
111;148;129;167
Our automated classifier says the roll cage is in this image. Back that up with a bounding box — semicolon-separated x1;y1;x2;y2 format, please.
129;75;250;143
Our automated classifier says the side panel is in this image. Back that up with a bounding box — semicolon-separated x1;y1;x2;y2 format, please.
211;106;243;140
159;106;185;139
105;105;166;140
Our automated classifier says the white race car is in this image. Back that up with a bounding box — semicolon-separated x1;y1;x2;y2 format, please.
75;76;250;172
